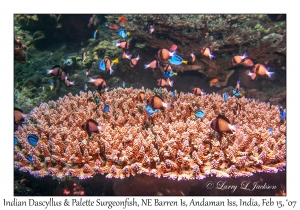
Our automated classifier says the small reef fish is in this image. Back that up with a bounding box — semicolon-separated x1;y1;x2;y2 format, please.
46;65;61;76
103;104;110;117
81;119;105;136
163;64;172;71
114;41;130;50
235;80;240;92
86;68;91;77
279;106;286;121
157;48;174;60
147;95;171;110
99;57;115;75
122;81;125;88
14;107;27;128
209;78;218;86
201;47;214;60
169;44;178;52
64;76;75;87
148;24;154;34
144;60;159;69
82;51;87;62
157;78;173;87
253;64;275;78
210;114;239;134
122;51;132;60
93;30;99;39
191;51;195;63
247;70;258;80
232;53;247;66
240;58;254;67
87;17;93;28
118;28;130;38
145;104;158;115
49;80;54;90
223;92;228;102
27;134;39;146
137;91;145;102
65;56;73;66
269;128;273;133
130;55;140;67
233;103;241;116
163;70;177;78
87;77;107;90
192;110;205;118
14;136;18;145
119;15;127;23
192;88;206;96
84;83;88;91
109;23;121;30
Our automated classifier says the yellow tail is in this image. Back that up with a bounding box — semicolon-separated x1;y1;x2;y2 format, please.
126;32;130;36
173;72;178;76
182;60;188;64
112;58;119;64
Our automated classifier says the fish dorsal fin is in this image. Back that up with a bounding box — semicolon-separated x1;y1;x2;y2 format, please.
217;114;231;124
52;65;60;69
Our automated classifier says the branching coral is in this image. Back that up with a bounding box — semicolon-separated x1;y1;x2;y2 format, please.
14;88;286;180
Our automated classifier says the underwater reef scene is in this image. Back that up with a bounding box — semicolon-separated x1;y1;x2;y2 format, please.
14;14;286;196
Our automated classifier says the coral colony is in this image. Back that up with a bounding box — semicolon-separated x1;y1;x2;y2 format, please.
14;88;286;181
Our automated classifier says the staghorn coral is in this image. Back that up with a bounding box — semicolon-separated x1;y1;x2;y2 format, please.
14;88;286;180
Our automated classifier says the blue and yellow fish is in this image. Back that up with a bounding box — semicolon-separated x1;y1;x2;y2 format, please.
27;134;39;146
191;110;205;118
163;70;178;78
49;80;54;90
279;106;286;121
14;136;18;145
94;30;99;39
223;92;228;102
103;104;110;117
84;83;88;91
145;104;158;116
118;28;130;38
65;56;73;66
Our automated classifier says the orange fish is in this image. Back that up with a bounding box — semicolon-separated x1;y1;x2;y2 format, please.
157;48;174;60
192;87;206;96
240;58;254;67
253;64;275;78
14;107;28;131
130;55;140;67
231;53;247;65
122;51;132;60
169;44;177;52
247;70;258;80
210;114;239;134
163;64;172;71
191;52;195;63
147;95;171;110
109;23;121;30
81;119;105;136
137;92;145;102
201;47;214;59
64;76;75;87
157;78;173;87
87;77;107;90
210;78;218;85
119;16;127;23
